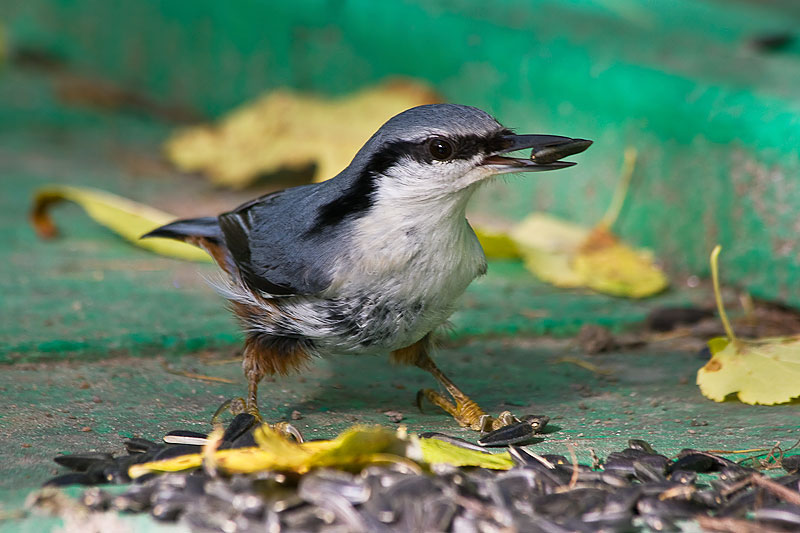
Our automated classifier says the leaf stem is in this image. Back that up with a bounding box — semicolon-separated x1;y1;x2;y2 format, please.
710;245;738;343
600;147;638;229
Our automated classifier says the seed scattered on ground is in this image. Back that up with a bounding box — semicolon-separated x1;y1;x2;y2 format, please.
39;419;800;532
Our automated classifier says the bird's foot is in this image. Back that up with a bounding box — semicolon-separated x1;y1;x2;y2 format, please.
227;397;263;421
215;397;304;443
417;389;517;432
270;421;305;443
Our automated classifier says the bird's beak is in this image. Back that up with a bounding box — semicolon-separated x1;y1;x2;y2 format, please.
481;134;592;174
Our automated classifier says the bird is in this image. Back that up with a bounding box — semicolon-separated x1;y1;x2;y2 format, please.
143;103;591;437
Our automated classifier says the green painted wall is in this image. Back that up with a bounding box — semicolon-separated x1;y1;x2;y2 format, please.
5;0;800;305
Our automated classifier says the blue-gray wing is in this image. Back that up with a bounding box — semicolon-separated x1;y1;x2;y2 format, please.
218;186;335;297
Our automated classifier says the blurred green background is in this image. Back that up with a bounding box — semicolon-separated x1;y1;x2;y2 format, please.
2;1;800;528
5;0;800;305
5;0;800;359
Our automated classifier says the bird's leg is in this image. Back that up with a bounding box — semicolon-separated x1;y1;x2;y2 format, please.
245;365;264;417
224;337;307;442
227;366;266;419
392;335;515;432
416;354;490;432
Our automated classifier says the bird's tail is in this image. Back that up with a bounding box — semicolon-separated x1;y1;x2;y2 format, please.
142;217;221;242
142;217;234;274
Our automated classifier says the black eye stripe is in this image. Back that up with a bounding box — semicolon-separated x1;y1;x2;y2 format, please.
451;135;495;160
307;128;513;234
371;129;513;167
445;130;513;161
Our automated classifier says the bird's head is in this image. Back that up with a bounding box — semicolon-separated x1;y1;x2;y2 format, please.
350;104;592;200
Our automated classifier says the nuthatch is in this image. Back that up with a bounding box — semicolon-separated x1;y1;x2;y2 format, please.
144;104;591;435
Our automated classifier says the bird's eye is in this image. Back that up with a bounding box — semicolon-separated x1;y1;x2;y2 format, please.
428;137;454;161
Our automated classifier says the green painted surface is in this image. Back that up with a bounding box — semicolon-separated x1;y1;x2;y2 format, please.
1;339;799;529
5;0;800;305
0;70;703;362
2;2;800;530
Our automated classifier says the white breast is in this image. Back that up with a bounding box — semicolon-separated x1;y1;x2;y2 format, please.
325;186;487;351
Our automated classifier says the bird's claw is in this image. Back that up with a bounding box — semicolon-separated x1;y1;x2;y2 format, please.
215;397;264;422
417;389;520;432
475;410;520;432
272;421;305;443
213;397;304;443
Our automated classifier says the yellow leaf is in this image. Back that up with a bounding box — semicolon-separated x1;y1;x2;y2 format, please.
511;212;589;253
252;424;408;473
309;426;410;469
477;147;667;298
473;227;520;259
510;213;589;288
697;337;800;405
521;247;585;288
697;245;800;405
131;425;410;478
30;185;211;262
165;79;441;188
419;437;513;469
707;337;730;355
574;228;669;298
508;215;667;297
129;425;515;479
129;453;202;478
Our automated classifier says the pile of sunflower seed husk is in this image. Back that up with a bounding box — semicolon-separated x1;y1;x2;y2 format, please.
42;416;800;533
